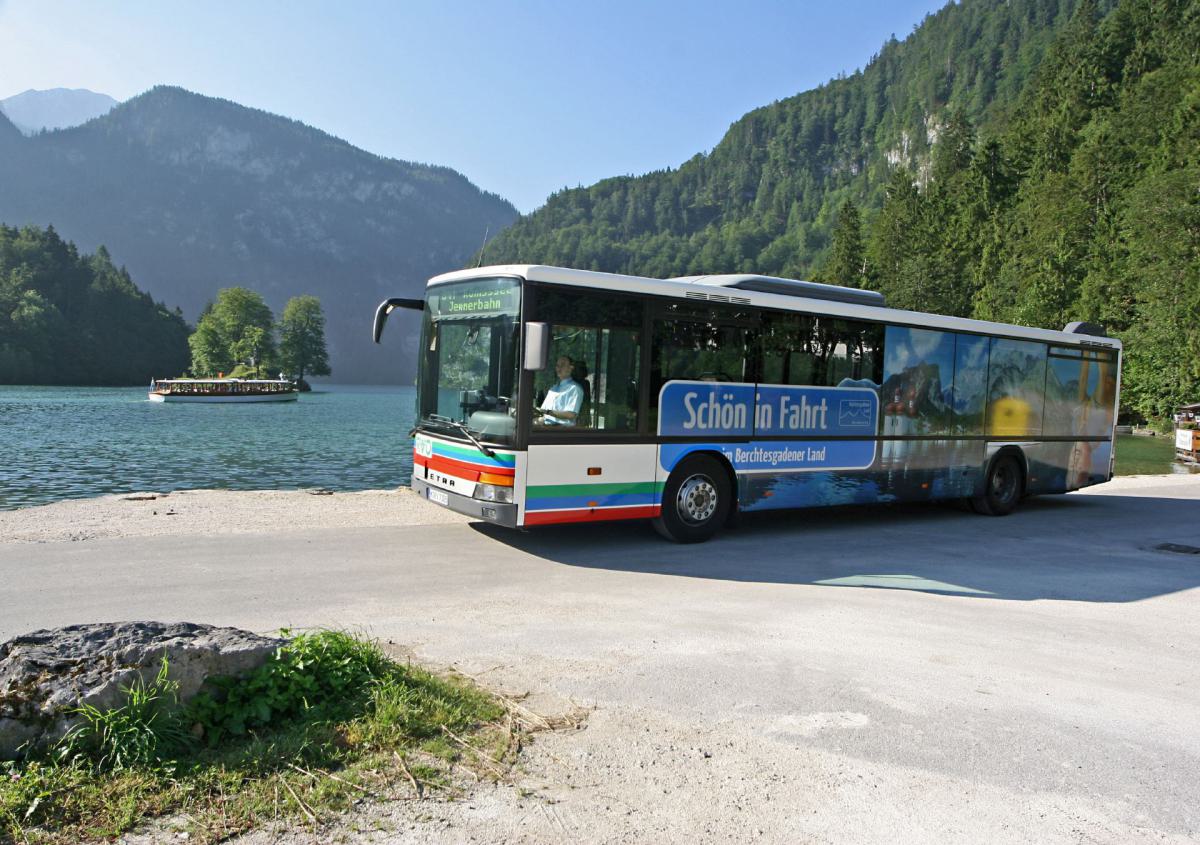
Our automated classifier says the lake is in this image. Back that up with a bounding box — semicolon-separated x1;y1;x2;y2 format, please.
1;387;1190;511
0;384;416;510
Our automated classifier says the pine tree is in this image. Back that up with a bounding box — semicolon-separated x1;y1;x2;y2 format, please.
826;199;867;288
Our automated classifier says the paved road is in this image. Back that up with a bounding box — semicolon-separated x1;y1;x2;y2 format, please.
4;476;1199;843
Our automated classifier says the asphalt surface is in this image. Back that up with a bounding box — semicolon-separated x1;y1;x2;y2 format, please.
3;476;1199;843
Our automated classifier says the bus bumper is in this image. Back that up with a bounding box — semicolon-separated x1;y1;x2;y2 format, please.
411;477;519;528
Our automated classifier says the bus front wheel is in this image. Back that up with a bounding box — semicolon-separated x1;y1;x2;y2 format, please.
654;455;731;543
972;454;1023;516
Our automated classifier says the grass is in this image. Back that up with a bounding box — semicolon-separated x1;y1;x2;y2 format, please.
0;631;538;844
1114;433;1180;476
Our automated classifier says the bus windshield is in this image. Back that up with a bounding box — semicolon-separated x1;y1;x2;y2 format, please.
417;277;521;445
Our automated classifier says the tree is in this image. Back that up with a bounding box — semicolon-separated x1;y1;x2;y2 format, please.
278;295;331;383
231;326;269;376
187;304;231;376
188;287;275;376
825;199;867;288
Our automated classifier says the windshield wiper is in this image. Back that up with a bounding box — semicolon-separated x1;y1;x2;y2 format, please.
428;414;496;458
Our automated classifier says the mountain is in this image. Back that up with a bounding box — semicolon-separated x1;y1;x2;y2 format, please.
484;0;1097;277
0;88;118;134
0;86;518;381
0;108;22;146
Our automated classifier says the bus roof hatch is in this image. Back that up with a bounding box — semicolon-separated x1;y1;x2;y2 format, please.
672;274;887;308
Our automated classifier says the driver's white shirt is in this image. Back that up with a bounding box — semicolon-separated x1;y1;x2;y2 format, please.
541;378;583;425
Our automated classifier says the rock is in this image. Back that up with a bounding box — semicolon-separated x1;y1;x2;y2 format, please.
0;621;284;759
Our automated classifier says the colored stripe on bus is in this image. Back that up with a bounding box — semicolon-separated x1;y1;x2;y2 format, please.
424;454;514;480
525;481;663;512
430;441;516;468
524;504;662;525
526;492;658;511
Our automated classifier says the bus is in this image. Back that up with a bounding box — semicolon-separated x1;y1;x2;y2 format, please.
374;265;1121;543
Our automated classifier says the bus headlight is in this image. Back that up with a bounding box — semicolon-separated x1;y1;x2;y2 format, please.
476;483;513;504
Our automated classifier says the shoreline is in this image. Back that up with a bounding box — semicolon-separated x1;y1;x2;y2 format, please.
0;487;468;544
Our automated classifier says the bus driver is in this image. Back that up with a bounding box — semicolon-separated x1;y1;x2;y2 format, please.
535;355;584;426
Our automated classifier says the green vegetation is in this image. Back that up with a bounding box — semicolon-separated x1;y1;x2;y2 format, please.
190;290;330;381
0;631;523;844
0;224;190;384
1113;433;1181;476
279;294;332;384
485;0;1198;423
189;287;276;377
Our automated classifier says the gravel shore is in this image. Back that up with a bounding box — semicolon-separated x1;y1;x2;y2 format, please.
0;487;468;543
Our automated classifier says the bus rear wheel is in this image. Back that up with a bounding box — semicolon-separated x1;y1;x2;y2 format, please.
971;454;1023;516
654;455;732;543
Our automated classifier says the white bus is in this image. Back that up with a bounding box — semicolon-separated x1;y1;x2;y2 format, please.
374;265;1121;542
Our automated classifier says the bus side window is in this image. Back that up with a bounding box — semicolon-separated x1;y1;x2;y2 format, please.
763;314;881;388
530;287;642;433
761;312;817;385
986;338;1047;437
823;319;883;386
649;308;757;432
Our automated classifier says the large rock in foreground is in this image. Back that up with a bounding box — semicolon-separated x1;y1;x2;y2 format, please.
0;621;283;759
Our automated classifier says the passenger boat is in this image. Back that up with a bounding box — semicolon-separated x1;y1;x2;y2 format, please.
148;378;298;403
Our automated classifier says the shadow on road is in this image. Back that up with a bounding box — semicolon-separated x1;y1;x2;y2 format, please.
471;492;1200;603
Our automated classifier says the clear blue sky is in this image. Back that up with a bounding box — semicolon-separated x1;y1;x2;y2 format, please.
0;0;947;212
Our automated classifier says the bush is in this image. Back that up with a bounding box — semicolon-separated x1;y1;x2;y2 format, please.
187;630;393;744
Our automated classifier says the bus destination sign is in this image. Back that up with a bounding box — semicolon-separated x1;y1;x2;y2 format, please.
430;281;518;318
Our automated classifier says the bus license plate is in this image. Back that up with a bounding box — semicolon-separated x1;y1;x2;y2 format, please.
427;488;449;506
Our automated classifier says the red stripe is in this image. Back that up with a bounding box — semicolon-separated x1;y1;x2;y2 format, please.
524;505;661;526
430;453;515;477
413;453;428;468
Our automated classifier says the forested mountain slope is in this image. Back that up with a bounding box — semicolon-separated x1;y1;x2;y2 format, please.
0;224;190;384
488;0;1198;420
0;87;518;382
865;0;1199;418
485;0;1094;277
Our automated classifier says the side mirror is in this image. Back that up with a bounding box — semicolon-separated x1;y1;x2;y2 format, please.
373;297;424;343
524;322;549;371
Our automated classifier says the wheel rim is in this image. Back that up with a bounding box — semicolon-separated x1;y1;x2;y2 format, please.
676;474;719;525
991;461;1017;504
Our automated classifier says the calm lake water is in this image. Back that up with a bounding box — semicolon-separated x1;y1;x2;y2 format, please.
1;386;1190;511
1;384;415;510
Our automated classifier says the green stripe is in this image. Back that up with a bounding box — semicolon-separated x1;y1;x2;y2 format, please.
527;481;663;499
434;441;516;465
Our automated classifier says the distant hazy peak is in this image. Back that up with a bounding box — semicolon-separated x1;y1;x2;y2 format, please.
0;107;21;142
0;88;119;135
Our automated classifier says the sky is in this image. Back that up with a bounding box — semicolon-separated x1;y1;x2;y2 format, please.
0;0;949;213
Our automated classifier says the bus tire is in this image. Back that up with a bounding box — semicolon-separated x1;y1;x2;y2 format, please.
971;454;1023;516
654;455;731;543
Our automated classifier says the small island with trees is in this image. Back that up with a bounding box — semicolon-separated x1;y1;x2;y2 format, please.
187;287;331;388
151;289;332;402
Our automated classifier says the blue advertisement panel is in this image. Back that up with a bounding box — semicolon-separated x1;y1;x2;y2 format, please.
657;381;756;438
657;381;879;473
